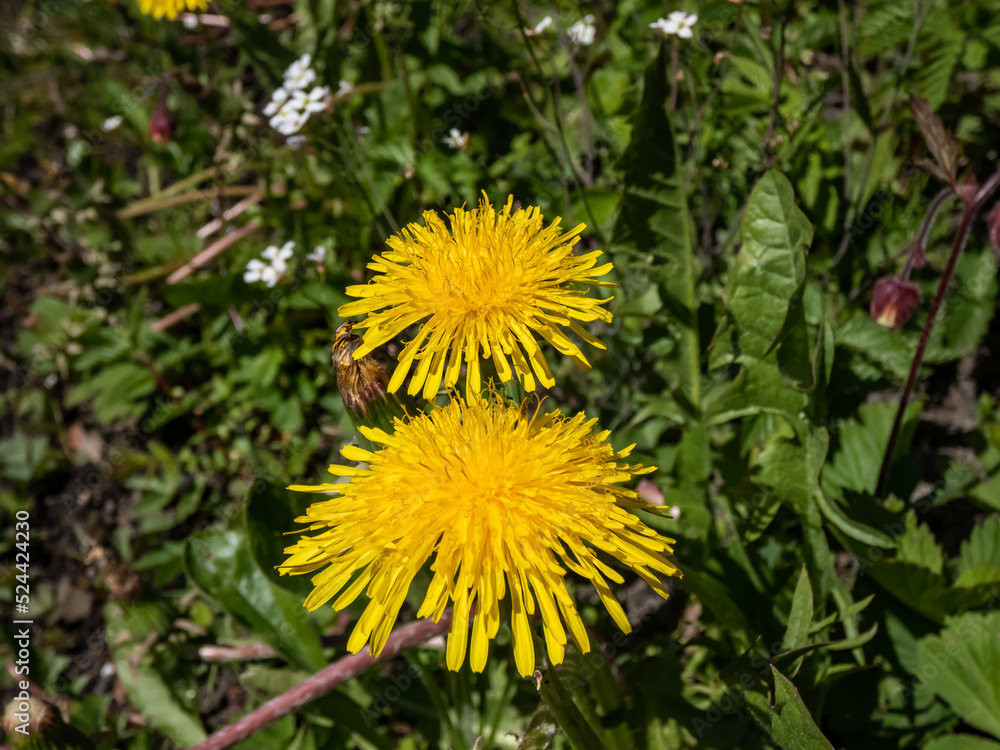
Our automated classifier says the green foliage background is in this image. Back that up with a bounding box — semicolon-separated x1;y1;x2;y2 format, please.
2;0;1000;748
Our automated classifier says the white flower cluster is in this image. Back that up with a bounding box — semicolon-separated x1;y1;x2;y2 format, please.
444;128;469;150
264;54;331;136
244;241;294;287
650;11;698;39
567;15;596;45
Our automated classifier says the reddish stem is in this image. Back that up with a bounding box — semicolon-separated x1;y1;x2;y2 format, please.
188;613;452;750
876;172;1000;496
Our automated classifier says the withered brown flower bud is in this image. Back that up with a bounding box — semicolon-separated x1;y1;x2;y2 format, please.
332;321;389;417
871;276;922;329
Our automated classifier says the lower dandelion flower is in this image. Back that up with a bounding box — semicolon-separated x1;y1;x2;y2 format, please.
339;194;615;401
136;0;208;20
280;397;680;677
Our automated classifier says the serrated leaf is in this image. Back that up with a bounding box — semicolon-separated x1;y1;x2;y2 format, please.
917;611;1000;739
896;512;944;574
725;171;813;359
770;667;835;750
822;401;922;496
917;36;963;110
959;516;1000;579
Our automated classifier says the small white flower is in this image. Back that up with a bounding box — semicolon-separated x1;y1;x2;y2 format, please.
286;134;308;149
291;85;330;114
650;11;698;39
260;265;280;287
524;15;552;36
262;241;294;272
444;128;469;150
283;54;316;90
567;15;596;45
270;107;307;135
264;87;290;117
336;79;354;98
307;245;326;262
402;163;415;179
243;258;267;283
181;13;199;29
101;115;122;132
357;125;370;142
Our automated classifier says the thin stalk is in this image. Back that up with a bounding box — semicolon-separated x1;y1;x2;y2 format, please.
187;613;453;750
538;664;608;750
876;171;1000;496
837;0;852;201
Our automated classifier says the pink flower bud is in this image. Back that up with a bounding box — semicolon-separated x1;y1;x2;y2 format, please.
150;103;173;145
871;276;922;329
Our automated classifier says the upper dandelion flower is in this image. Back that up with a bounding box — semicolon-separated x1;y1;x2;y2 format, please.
339;194;614;400
280;397;679;677
136;0;208;20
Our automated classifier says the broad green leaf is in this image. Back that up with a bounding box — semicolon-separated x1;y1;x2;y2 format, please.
776;291;816;390
770;667;835;750
707;360;810;427
917;611;1000;739
246;481;316;596
725;171;813;359
185;529;326;672
613;44;700;412
782;565;814;652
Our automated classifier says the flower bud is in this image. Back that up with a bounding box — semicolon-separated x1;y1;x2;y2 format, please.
871;276;922;329
149;101;173;145
332;321;389;417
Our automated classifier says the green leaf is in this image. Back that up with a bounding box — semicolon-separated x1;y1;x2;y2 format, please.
917;35;964;110
959;514;1000;582
822;401;922;497
813;490;895;548
246;481;317;596
917;611;1000;739
105;604;206;747
707;360;810;427
185;529;326;672
896;512;944;575
925;737;1000;750
725;171;813;359
782;565;814;652
770;666;835;750
613;43;700;412
853;554;999;623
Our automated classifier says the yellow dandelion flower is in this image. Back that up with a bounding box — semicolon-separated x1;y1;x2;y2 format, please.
136;0;208;20
280;397;680;677
338;194;614;401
